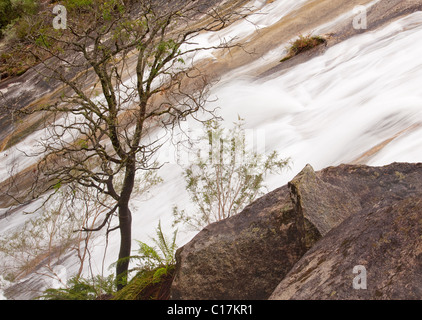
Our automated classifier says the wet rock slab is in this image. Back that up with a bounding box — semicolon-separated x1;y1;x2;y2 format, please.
170;185;320;300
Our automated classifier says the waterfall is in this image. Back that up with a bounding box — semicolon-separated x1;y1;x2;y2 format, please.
1;0;422;299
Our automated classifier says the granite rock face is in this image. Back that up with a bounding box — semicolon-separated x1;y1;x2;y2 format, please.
270;195;422;300
170;185;321;300
271;162;422;300
170;162;422;300
289;162;422;236
288;164;361;236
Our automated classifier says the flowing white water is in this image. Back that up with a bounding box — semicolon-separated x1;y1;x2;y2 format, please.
214;11;422;189
81;8;422;283
179;0;310;64
1;1;422;299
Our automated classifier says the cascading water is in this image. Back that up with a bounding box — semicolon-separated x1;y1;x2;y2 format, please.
213;10;422;189
1;0;422;299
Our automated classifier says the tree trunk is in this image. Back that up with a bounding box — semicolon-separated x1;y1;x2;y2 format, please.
116;203;132;290
116;160;136;290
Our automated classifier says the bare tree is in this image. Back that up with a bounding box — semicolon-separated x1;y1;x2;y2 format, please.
4;0;249;288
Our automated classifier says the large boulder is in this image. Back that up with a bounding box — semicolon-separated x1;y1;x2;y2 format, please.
170;185;321;300
170;162;422;300
270;162;422;300
269;195;422;300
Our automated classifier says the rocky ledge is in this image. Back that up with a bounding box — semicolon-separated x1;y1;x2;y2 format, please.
170;162;422;300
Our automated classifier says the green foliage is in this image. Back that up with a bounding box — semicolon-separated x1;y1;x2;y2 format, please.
173;119;290;230
0;0;39;37
75;138;89;150
112;264;175;300
111;221;178;300
0;1;13;35
38;222;178;300
157;39;178;55
11;0;38;15
0;0;38;25
34;33;51;48
62;0;93;11
0;0;37;24
53;180;62;191
101;0;124;21
0;0;48;78
139;220;178;268
39;274;115;300
113;221;178;274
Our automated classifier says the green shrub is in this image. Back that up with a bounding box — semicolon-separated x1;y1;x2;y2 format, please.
11;0;38;15
0;0;15;36
0;0;43;78
39;275;116;300
0;0;39;34
173;119;290;230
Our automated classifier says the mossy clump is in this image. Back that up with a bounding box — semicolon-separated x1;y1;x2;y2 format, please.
112;264;176;300
280;34;326;62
